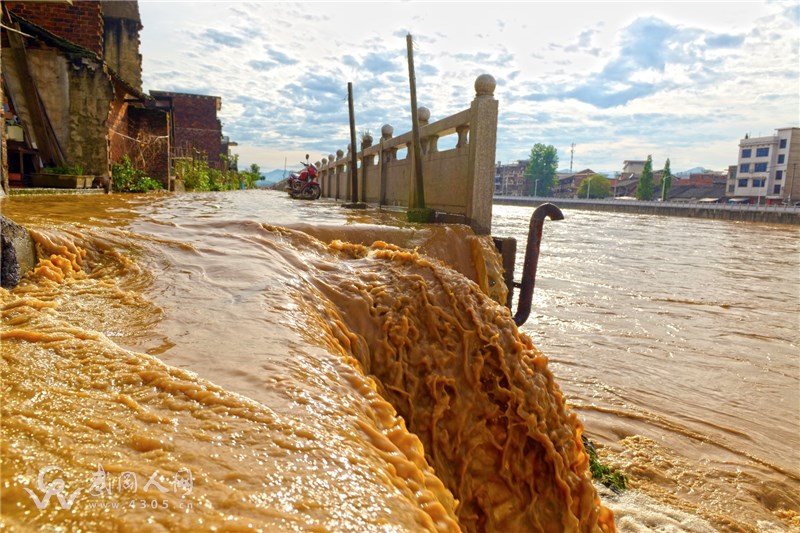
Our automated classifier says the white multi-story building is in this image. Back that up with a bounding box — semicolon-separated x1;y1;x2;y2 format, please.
730;127;800;203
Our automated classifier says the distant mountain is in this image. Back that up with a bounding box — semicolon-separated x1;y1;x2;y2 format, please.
675;166;710;177
254;168;290;187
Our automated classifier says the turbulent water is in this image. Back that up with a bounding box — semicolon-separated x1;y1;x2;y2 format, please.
0;191;797;532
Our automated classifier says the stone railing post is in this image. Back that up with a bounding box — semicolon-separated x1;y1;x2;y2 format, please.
360;133;373;202
418;107;431;155
380;124;393;205
327;154;335;197
466;74;498;235
336;149;344;200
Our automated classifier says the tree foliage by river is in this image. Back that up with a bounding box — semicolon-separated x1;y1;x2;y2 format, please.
525;143;559;196
636;155;654;200
577;174;612;199
660;158;673;201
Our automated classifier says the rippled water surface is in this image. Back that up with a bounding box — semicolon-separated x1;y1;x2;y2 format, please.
2;191;798;531
494;204;799;530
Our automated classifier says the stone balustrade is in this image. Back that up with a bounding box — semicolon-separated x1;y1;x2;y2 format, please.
315;74;498;234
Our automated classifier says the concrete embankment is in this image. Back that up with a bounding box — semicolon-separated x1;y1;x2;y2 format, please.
494;196;800;225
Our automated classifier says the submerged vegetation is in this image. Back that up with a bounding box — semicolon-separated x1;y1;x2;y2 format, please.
175;156;259;192
111;154;262;194
584;436;628;493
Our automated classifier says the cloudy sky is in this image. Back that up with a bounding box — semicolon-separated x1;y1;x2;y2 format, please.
139;1;798;174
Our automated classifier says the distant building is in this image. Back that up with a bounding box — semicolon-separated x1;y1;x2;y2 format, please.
494;159;528;196
731;127;800;204
554;168;595;197
610;173;636;197
668;171;728;202
622;160;647;176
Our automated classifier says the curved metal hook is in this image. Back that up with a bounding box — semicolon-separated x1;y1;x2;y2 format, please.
513;203;564;326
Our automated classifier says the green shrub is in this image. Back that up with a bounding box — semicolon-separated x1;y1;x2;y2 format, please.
112;155;163;193
175;159;210;191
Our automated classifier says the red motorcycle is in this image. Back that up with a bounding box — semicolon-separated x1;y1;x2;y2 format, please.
286;156;321;200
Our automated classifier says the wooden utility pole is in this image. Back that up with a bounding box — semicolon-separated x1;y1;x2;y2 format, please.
347;82;358;204
406;33;425;209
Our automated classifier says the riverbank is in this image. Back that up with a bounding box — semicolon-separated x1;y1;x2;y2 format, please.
494;195;800;224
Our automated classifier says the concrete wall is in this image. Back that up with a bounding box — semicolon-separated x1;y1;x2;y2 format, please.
68;59;115;175
316;74;498;234
2;45;114;175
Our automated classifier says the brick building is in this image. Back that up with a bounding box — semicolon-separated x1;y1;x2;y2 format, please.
150;91;225;170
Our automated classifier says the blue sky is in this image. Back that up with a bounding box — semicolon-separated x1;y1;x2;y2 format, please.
139;1;799;174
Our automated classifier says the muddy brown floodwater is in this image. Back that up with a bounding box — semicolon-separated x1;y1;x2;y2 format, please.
1;190;797;532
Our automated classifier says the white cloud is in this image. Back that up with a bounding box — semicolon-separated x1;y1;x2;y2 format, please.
138;1;799;174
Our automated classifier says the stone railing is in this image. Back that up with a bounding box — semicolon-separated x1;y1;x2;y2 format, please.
315;74;498;234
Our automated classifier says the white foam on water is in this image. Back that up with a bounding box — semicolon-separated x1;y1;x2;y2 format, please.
597;484;716;532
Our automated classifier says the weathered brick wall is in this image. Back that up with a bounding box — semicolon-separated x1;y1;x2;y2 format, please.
170;94;223;169
108;90;129;167
5;2;104;56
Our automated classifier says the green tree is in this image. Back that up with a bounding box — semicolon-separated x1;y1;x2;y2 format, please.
636;155;654;200
577;174;612;199
244;163;261;189
660;158;672;201
525;143;559;196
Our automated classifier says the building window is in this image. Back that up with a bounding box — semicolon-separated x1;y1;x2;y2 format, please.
773;184;781;194
754;163;768;172
740;163;750;172
752;179;765;187
756;147;769;157
776;170;783;180
738;179;748;187
741;148;752;158
778;154;785;164
780;139;787;149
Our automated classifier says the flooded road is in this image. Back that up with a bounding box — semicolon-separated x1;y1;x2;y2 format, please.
1;190;797;531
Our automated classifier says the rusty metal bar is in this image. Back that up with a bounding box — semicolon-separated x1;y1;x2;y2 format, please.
513;203;564;326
